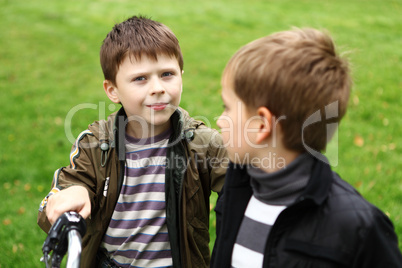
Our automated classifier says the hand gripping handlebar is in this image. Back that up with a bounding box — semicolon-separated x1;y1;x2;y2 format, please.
41;212;87;268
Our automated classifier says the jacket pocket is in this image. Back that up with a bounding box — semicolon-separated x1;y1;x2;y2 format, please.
184;161;209;222
284;239;352;267
187;216;210;267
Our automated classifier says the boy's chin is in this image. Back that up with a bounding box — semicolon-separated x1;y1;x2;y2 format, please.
147;113;174;126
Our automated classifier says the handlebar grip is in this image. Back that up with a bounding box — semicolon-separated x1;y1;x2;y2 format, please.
41;212;87;268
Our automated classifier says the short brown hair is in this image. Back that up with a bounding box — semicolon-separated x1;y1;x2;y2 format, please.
100;15;183;86
224;28;351;152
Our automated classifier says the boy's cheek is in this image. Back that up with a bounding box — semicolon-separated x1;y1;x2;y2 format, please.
219;130;230;146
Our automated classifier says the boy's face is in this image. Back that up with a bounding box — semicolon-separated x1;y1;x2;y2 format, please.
105;54;182;137
217;78;258;163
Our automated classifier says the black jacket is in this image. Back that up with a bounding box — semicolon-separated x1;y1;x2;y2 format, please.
211;159;402;268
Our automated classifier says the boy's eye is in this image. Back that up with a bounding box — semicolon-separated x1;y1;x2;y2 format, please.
134;76;146;81
222;104;228;112
162;72;173;77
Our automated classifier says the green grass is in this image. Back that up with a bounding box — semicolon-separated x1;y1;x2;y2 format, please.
1;0;401;266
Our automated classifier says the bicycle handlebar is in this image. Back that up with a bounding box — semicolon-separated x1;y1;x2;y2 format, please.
41;212;86;268
66;229;82;268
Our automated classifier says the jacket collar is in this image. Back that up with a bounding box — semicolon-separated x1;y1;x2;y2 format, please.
226;154;333;206
297;156;333;205
113;108;125;161
169;108;183;143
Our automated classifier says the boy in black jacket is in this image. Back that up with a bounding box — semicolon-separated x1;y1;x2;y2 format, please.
211;28;402;267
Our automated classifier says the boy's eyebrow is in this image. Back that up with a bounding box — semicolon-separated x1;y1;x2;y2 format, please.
126;67;177;77
129;64;180;74
126;71;147;78
159;67;179;73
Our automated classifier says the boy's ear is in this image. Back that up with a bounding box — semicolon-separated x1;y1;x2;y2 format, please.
255;106;273;144
103;80;120;103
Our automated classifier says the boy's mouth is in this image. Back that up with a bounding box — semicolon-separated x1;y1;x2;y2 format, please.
147;103;168;111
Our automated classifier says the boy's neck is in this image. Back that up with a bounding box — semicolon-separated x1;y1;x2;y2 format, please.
253;146;300;174
125;120;171;139
252;124;300;173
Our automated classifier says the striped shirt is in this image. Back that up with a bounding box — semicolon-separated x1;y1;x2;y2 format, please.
231;154;313;268
101;129;173;268
231;196;286;267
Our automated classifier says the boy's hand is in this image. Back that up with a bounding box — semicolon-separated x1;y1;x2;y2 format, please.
46;185;91;225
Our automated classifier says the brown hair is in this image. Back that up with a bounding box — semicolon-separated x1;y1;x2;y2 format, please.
100;15;183;86
223;28;351;152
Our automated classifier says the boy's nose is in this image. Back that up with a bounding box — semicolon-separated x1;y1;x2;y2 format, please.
150;79;165;95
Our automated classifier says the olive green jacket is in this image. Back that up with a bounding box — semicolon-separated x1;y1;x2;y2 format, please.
38;107;227;267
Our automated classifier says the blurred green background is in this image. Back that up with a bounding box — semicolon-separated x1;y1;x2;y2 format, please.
1;0;401;267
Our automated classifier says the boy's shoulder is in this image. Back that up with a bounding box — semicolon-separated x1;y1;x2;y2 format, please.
86;111;117;142
326;172;390;229
178;107;223;148
312;172;401;263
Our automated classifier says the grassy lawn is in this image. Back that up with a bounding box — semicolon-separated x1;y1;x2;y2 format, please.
1;0;401;266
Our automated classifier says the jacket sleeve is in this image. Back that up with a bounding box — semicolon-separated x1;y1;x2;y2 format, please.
37;130;98;233
353;208;402;267
210;183;225;267
206;129;228;193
